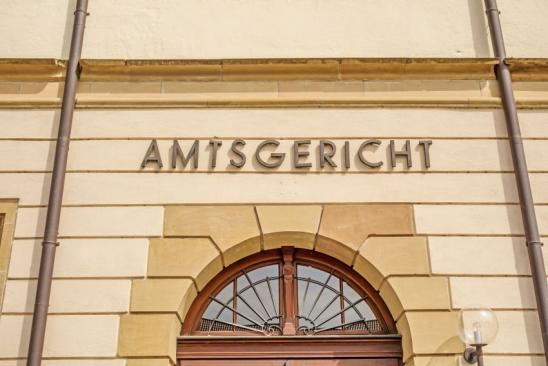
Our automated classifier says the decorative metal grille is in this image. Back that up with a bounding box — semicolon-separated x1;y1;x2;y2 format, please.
296;264;382;335
198;259;386;336
199;264;283;335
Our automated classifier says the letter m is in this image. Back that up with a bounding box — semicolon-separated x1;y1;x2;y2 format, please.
171;140;199;169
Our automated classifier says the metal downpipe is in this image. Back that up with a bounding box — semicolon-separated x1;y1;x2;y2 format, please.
483;0;548;361
26;1;89;365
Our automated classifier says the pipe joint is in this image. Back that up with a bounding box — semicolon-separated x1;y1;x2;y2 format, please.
74;9;90;16
527;241;544;247
77;63;83;79
41;240;60;247
493;58;509;72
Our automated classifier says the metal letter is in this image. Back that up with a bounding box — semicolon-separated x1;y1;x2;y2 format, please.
171;140;199;169
293;140;312;168
390;140;412;168
319;140;337;168
343;141;351;169
418;140;433;168
141;139;163;168
208;140;222;168
230;139;247;168
357;139;383;168
256;140;285;168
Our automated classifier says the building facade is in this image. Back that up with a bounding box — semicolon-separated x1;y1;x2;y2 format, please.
1;1;548;365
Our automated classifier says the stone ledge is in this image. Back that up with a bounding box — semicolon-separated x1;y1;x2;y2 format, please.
0;59;66;81
2;58;547;84
2;76;548;108
0;58;520;82
0;95;511;109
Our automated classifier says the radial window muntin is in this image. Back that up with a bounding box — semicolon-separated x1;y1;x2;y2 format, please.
199;262;282;335
183;248;396;336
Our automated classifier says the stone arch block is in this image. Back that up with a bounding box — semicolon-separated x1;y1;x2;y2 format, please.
255;205;322;249
122;203;455;364
316;204;414;264
351;235;457;363
147;238;222;290
130;278;197;321
126;359;173;366
379;277;451;320
397;311;463;364
164;205;261;266
353;236;430;290
119;313;180;363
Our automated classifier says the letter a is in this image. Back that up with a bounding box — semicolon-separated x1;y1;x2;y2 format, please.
141;139;163;168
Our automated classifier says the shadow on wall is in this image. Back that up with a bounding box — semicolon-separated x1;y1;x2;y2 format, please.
17;112;62;360
17;0;76;356
467;0;492;57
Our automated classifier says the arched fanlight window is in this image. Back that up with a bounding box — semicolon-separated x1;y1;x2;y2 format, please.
183;247;396;336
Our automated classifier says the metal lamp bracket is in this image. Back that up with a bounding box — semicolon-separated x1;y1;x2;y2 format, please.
463;347;478;364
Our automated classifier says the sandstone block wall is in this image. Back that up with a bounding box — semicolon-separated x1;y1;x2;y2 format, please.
0;102;546;365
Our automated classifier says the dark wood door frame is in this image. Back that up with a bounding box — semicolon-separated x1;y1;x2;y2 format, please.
178;248;402;365
178;335;402;364
182;248;397;335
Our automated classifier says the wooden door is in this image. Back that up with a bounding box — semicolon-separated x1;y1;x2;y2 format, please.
181;359;400;366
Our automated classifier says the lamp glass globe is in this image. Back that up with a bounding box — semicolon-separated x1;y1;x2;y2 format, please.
457;307;498;346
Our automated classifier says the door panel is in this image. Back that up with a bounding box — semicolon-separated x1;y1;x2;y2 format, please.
181;360;400;366
287;360;400;366
180;361;286;366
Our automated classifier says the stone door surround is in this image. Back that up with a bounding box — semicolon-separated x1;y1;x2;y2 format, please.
118;204;457;366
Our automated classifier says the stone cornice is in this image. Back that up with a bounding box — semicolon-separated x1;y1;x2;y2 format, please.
1;58;548;108
3;58;547;82
0;59;67;81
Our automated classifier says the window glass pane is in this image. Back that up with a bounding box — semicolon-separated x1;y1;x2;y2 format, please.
236;295;264;328
218;307;233;323
236;264;280;325
297;264;342;332
314;297;342;330
203;281;234;320
342;281;364;323
343;282;375;321
248;264;279;283
216;281;234;303
203;300;222;320
297;265;329;283
198;258;385;335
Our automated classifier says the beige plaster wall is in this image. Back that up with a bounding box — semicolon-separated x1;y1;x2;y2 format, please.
2;0;548;59
0;106;546;366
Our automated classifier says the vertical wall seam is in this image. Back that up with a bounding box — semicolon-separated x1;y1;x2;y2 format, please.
253;206;264;251
312;204;324;251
